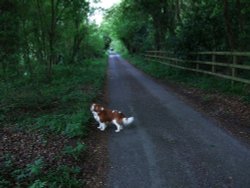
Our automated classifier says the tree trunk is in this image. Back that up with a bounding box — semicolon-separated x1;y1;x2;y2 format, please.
36;0;48;64
236;0;244;33
154;20;163;50
71;34;83;63
154;29;161;50
21;19;33;78
48;0;56;79
176;0;181;24
223;0;236;50
70;16;83;64
236;0;245;50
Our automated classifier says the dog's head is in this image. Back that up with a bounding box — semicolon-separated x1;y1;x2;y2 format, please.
90;103;104;113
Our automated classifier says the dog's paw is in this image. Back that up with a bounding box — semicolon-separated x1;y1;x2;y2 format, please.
115;129;120;133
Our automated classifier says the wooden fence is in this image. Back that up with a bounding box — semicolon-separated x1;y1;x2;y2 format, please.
143;51;250;85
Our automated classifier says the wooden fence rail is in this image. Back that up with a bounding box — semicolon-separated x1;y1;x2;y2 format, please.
143;51;250;85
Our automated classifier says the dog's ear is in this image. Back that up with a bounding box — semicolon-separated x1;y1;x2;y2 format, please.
90;103;95;111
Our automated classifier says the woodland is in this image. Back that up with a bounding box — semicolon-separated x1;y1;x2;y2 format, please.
0;0;250;187
104;0;250;53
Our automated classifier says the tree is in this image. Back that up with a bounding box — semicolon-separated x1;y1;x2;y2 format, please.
0;0;20;76
103;0;250;53
104;0;152;53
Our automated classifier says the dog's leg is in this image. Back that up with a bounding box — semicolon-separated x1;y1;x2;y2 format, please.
94;114;99;122
112;120;122;132
97;123;102;129
95;115;102;129
100;123;107;131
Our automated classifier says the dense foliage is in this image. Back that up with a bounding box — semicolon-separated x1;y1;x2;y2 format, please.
0;0;106;80
0;0;108;187
104;0;250;54
0;59;107;187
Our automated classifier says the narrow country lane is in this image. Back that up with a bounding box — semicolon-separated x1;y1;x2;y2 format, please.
104;54;250;188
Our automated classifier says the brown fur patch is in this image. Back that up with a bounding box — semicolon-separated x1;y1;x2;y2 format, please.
91;103;125;124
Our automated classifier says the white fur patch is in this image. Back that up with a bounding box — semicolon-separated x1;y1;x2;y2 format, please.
94;114;100;122
90;104;94;112
100;123;107;131
112;120;122;132
122;117;134;126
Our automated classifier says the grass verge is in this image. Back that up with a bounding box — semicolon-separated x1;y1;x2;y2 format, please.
127;55;250;102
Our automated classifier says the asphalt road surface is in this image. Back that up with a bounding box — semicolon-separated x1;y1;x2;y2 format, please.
105;54;250;188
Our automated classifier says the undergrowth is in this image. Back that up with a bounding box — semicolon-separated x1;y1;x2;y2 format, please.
0;59;107;136
127;55;250;102
0;154;84;188
0;58;107;187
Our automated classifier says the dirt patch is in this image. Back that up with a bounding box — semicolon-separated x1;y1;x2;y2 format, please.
0;82;109;187
82;70;110;188
82;124;109;188
0;125;82;187
0;127;69;169
164;81;250;146
0;123;109;187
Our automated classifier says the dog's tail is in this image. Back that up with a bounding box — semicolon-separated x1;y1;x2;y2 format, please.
122;117;134;126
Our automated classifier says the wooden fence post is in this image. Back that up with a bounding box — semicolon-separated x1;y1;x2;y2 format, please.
196;55;200;74
231;55;237;86
212;54;216;73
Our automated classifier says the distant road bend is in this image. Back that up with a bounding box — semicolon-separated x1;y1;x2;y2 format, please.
105;53;250;188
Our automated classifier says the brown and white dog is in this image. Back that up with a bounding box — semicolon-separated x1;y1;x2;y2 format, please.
90;103;134;132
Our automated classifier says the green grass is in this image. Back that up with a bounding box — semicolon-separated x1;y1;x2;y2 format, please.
0;58;107;136
0;58;107;187
63;142;86;160
127;55;250;102
0;154;84;188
